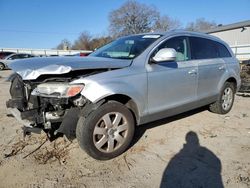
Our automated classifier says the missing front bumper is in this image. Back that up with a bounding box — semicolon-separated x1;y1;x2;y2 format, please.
7;108;34;127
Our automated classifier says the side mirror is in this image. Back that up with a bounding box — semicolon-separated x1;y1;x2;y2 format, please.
151;48;176;63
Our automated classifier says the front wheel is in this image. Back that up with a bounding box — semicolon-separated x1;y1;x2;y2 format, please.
0;63;5;70
209;82;235;114
76;101;135;160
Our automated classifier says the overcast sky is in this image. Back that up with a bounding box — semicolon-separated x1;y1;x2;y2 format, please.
0;0;249;49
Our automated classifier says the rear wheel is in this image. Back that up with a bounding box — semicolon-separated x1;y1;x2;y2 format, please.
209;82;235;114
0;63;5;70
76;101;135;160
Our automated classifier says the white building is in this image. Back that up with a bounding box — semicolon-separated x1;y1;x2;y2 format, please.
206;20;250;61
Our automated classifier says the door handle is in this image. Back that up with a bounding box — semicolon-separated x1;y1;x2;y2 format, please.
188;70;197;75
219;66;225;70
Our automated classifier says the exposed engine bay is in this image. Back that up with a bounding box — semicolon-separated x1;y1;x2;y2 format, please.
6;69;108;140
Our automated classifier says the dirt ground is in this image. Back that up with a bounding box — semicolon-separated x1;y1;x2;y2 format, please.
0;70;250;188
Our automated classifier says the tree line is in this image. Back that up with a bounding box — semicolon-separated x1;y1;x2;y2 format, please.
57;0;217;51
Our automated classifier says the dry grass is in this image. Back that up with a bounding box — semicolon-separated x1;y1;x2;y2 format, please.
33;138;73;165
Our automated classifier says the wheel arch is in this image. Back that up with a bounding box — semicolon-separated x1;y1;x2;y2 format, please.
0;62;5;70
218;71;240;93
96;94;140;125
225;77;237;92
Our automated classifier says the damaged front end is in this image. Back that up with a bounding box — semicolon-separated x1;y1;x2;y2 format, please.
6;56;131;141
6;71;102;141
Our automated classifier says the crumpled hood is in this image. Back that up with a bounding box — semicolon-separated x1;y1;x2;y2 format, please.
9;56;132;80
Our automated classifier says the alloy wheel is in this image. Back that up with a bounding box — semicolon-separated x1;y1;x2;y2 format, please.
93;112;129;153
221;87;233;111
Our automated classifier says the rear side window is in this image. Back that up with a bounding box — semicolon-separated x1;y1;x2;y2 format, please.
189;37;231;60
19;54;29;58
190;37;219;59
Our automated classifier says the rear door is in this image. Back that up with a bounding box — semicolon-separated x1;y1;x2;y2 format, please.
189;37;226;99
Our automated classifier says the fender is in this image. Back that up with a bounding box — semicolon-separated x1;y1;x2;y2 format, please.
74;79;147;117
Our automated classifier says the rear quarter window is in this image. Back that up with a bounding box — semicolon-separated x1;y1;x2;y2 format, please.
189;37;231;60
216;42;232;58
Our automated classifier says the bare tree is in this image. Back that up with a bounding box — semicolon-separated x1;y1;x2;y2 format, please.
186;18;217;32
153;15;181;32
90;36;112;50
56;39;72;50
109;0;180;37
71;31;112;50
72;31;92;50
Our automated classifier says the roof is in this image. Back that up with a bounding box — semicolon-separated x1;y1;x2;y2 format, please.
163;29;225;43
206;20;250;34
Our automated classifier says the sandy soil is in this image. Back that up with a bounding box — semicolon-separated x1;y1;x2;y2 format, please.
0;70;249;188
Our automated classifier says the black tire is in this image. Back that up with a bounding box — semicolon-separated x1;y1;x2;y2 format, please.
209;82;235;114
76;101;135;160
0;63;5;70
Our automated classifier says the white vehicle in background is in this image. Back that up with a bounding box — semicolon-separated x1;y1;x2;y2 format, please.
0;53;36;70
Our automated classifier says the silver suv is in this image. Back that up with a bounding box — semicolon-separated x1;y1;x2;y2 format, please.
6;31;241;160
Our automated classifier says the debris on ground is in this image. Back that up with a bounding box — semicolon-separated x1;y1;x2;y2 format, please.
242;113;248;118
2;133;72;165
4;139;29;158
199;128;218;139
33;138;73;165
123;154;132;170
23;139;48;159
236;174;250;186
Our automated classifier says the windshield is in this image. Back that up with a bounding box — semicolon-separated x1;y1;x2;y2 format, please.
90;34;162;59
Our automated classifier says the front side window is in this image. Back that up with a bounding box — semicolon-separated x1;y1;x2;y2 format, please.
90;34;162;60
152;36;190;62
8;54;20;60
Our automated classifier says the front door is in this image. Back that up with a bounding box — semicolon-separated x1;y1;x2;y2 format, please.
147;36;198;116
